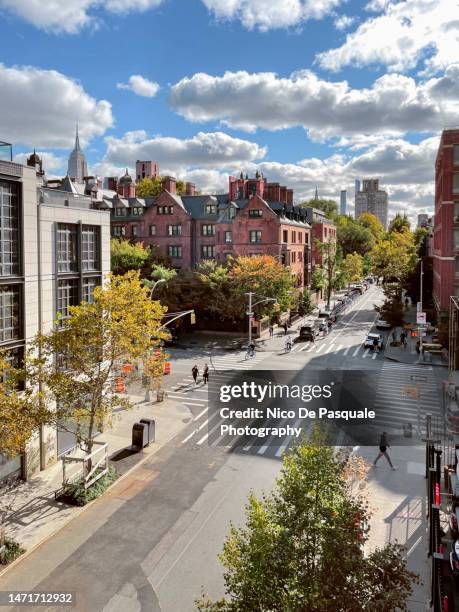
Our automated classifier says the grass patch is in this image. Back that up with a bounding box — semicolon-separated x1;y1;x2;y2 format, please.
0;538;25;566
60;466;118;506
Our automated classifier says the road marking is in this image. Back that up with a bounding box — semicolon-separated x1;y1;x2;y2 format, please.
362;348;370;359
300;343;314;352
325;343;335;354
372;350;378;360
181;419;208;444
193;407;208;421
168;395;207;406
315;343;326;353
343;346;350;356
352;346;361;357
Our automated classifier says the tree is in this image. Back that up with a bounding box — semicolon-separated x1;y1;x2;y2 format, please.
135;176;164;197
389;213;410;234
370;230;417;286
376;297;405;328
300;198;338;220
342;252;364;287
297;290;314;316
336;217;375;257
196;430;419;611
28;272;167;463
358;213;384;241
311;267;326;292
315;239;339;309
111;239;150;275
176;180;186;195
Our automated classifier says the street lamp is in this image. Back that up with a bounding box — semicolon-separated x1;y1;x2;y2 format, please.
246;292;278;346
149;278;166;298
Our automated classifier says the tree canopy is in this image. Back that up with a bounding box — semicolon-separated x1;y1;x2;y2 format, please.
136;176;186;197
389;213;411;234
300;198;338;220
197;430;418;611
336;216;375;257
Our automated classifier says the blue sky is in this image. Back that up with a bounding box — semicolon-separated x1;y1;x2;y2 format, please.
0;0;457;221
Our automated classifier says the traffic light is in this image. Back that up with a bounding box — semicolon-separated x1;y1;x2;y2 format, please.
411;330;418;338
190;311;196;325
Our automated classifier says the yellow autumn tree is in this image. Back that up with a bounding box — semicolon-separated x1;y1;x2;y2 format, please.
28;272;168;463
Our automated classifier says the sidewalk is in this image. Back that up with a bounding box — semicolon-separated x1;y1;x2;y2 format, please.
384;305;446;367
0;393;191;572
358;444;430;612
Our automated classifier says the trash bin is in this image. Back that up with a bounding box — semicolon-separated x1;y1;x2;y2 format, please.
140;418;155;444
157;389;165;402
132;422;149;450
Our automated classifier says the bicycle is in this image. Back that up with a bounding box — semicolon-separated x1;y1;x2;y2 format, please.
245;348;255;360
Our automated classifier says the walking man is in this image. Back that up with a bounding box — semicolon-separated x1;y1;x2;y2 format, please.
192;364;199;385
373;432;397;469
203;364;209;385
283;322;288;336
391;330;397;343
269;324;274;338
400;331;407;348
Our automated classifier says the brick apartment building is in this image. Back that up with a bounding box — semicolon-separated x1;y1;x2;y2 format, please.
94;171;312;289
433;129;459;320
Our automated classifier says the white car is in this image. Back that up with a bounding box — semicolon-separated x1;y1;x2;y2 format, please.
364;333;383;350
376;319;391;330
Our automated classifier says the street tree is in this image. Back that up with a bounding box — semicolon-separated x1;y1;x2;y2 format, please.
358;212;385;241
300;198;338;220
28;272;167;464
111;239;150;275
336;217;375;256
370;230;417;286
315;239;339;309
196;430;419;611
342;252;364;287
389;213;411;234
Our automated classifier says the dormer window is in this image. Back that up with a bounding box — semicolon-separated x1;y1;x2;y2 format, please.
229;207;236;219
115;207;125;216
248;209;262;218
205;203;217;215
132;207;143;215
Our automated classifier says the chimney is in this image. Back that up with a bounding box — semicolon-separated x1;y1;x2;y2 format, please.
280;186;287;204
185;181;196;195
287;189;293;204
107;176;118;191
162;176;176;194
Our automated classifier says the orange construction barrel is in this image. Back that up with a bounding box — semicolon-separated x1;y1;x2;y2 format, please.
123;363;134;375
116;377;126;393
164;362;171;375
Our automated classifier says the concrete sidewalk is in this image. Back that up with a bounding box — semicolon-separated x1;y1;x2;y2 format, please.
358;444;430;612
0;394;191;571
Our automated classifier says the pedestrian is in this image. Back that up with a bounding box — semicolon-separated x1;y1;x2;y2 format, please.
372;336;379;353
285;337;292;352
203;363;209;385
404;297;409;309
373;432;397;469
327;319;332;332
391;330;397;343
269;324;274;338
192;364;199;385
283;322;288;336
400;331;406;348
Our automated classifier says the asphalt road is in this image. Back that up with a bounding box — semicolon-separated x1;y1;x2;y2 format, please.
0;285;444;611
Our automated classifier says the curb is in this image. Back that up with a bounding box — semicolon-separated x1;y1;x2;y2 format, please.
0;409;191;580
384;354;446;367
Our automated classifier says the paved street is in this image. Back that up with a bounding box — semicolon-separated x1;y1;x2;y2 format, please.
0;284;444;611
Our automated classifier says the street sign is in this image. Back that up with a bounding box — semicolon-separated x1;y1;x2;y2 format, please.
416;312;426;325
417;302;422;313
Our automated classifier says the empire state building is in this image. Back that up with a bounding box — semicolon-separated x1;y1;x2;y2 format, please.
67;124;88;183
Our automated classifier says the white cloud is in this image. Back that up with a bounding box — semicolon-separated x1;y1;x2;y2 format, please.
334;14;356;30
102;130;267;172
0;64;113;149
0;0;164;34
170;68;459;140
317;0;459;74
14;151;66;173
201;0;343;31
117;75;160;98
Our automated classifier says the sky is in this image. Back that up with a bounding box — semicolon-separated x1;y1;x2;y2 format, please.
0;0;458;223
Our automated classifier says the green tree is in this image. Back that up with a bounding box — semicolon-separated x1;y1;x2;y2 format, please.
358;213;385;241
28;272;167;464
315;239;339;309
300;198;338;220
111;239;150;275
196;431;418;611
297;290;314;316
176;180;186;195
136;176;164;197
370;230;417;286
311;267;326;292
389;213;411;234
336;216;375;257
342;252;364;287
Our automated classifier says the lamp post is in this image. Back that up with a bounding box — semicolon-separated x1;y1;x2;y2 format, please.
246;292;277;346
149;278;166;298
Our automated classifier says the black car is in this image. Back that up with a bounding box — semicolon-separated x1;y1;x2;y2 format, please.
297;324;319;342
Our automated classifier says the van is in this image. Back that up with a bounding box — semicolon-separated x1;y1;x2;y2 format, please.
298;323;319;342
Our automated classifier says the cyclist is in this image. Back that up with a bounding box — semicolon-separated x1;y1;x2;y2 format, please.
285;337;292;352
246;342;256;359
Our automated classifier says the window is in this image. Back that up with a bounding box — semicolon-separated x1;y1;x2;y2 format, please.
57;279;79;320
132;207;143;215
205;203;218;215
132;225;138;238
202;245;215;258
298;233;303;243
115;207;125;216
168;225;182;236
0;181;20;277
283;230;288;243
81;226;100;271
324;227;328;238
229;207;236;219
202;224;216;236
149;225;156;236
249;230;262;243
224;231;232;243
82;277;100;304
454;145;459;166
168;245;182;258
248;209;262;218
157;205;174;215
454;173;459;194
292;252;296;263
113;226;126;237
305;233;309;244
0;285;20;342
298;251;303;262
57;224;78;273
292;231;296;243
454;230;459;249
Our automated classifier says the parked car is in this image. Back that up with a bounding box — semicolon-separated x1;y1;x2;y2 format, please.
297;323;320;342
364;333;383;350
318;310;337;322
375;319;391;330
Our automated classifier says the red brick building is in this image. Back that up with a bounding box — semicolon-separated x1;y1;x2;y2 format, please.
433;129;459;320
96;172;312;289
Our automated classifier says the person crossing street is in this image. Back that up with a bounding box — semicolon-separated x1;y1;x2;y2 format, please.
203;364;209;385
192;364;199;385
373;432;397;469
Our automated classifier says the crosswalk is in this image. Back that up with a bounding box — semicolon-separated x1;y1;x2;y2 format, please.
290;339;382;360
371;361;441;437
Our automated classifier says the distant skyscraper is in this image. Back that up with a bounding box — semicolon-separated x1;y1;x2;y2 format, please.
67;124;88;183
417;213;429;228
355;179;361;195
354;178;388;230
340;190;347;215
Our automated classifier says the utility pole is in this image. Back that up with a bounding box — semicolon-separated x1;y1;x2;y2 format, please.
246;291;254;347
419;259;424;357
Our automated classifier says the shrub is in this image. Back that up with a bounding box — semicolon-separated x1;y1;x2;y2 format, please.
61;466;118;507
0;537;25;565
